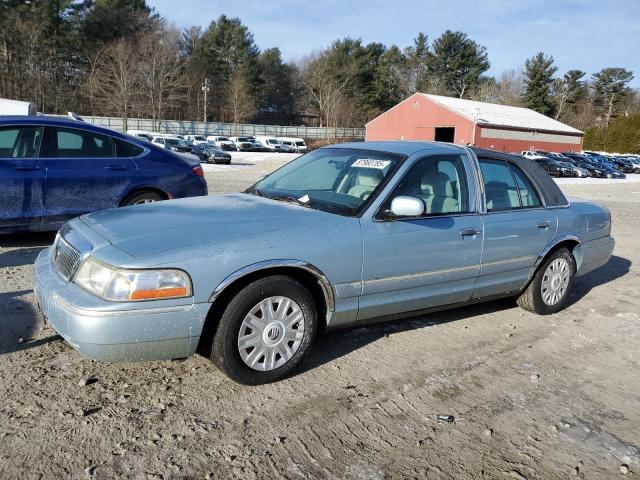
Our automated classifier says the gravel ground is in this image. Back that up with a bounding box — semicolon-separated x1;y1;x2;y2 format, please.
1;153;639;479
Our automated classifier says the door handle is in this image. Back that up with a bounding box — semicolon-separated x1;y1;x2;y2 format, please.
104;165;127;171
537;220;551;229
460;227;481;236
14;166;41;171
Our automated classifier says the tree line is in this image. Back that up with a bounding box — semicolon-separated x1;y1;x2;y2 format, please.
0;0;638;151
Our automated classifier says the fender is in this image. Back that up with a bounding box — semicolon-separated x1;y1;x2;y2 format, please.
208;259;336;312
529;234;582;279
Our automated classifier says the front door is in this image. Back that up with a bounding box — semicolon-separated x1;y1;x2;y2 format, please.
358;153;483;320
474;157;557;298
41;126;136;224
0;125;45;229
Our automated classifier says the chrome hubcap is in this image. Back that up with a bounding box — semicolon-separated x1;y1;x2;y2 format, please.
238;296;305;371
541;258;571;306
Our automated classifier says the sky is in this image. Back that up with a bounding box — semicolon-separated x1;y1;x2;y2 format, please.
148;0;640;87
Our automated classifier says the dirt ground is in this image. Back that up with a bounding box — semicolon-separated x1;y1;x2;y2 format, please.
1;152;639;480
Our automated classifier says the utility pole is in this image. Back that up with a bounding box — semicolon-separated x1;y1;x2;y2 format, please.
201;78;210;123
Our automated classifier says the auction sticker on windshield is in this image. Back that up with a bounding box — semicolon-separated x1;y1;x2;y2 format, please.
352;159;391;169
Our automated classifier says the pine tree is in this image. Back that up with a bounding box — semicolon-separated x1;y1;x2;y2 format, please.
522;52;558;116
425;30;490;98
592;67;634;125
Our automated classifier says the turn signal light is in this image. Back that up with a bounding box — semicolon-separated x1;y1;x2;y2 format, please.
130;287;189;300
192;165;204;177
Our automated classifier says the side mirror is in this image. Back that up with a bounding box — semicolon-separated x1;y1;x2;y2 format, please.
390;196;424;217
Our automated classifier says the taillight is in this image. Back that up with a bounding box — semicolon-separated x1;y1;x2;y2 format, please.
192;165;204;177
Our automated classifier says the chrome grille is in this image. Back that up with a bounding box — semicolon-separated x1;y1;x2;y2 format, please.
52;233;83;281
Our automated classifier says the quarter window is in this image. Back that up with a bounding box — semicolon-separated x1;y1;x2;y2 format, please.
0;126;42;158
479;159;542;211
384;155;470;216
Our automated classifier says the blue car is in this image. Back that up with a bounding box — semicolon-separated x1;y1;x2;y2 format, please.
0;116;208;233
34;142;614;384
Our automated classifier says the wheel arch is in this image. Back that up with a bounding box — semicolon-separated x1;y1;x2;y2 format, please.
119;186;169;206
196;260;335;355
528;235;582;283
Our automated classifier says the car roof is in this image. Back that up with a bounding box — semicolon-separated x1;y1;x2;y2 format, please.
0;115;130;139
329;141;466;156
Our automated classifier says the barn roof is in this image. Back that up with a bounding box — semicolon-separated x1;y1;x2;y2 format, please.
420;94;583;135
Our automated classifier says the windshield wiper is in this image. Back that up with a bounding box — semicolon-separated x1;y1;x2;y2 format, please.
269;194;312;208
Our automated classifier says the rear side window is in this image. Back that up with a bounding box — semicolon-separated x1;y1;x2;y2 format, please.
0;126;42;158
114;138;144;157
43;127;115;158
479;159;542;211
510;165;542;208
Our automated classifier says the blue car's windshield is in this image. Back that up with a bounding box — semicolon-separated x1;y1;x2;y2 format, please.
247;147;405;217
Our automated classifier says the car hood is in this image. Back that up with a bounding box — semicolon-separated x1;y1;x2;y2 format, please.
80;193;350;260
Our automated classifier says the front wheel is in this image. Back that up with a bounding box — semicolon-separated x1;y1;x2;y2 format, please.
211;275;318;384
517;247;576;315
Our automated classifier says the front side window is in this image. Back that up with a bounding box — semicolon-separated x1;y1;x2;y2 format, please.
381;154;470;216
0;126;42;158
248;147;404;217
479;159;542;211
43;127;115;158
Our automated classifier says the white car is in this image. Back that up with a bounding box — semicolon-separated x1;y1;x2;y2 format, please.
230;136;257;152
151;136;192;153
279;137;308;153
520;151;550;160
184;134;209;145
127;129;154;141
255;136;284;152
206;135;236;151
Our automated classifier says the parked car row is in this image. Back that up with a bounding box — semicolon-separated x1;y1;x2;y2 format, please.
127;130;308;154
519;150;640;179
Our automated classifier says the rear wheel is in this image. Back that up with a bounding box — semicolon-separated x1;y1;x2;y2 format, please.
211;275;317;384
121;191;164;206
517;247;576;315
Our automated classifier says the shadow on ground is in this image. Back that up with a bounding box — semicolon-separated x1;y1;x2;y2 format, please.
299;255;631;376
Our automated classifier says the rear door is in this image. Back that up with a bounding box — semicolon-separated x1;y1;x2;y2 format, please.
474;157;557;298
41;126;136;223
0;125;45;229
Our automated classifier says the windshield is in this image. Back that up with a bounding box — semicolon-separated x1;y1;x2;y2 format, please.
295;141;305;146
194;135;206;141
165;138;185;146
218;137;230;141
268;138;280;144
247;148;405;217
237;137;250;142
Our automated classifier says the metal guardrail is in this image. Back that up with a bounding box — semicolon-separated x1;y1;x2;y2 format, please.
68;115;365;140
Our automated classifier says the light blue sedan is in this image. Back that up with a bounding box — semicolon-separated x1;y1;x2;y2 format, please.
34;142;615;384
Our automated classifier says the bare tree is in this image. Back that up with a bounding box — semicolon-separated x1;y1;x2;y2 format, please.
495;69;525;106
223;67;256;128
298;51;358;128
88;37;141;130
138;28;185;129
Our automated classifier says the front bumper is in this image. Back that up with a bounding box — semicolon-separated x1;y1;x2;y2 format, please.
33;248;211;362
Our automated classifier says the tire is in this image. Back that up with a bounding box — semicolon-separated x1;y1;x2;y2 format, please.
211;275;318;385
517;247;576;315
121;191;164;206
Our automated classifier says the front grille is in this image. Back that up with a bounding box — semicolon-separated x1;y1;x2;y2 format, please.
53;235;82;281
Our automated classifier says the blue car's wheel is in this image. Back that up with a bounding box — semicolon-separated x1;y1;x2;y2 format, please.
121;191;164;206
211;275;317;384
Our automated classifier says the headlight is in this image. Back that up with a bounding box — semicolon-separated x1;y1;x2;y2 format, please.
74;257;192;301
